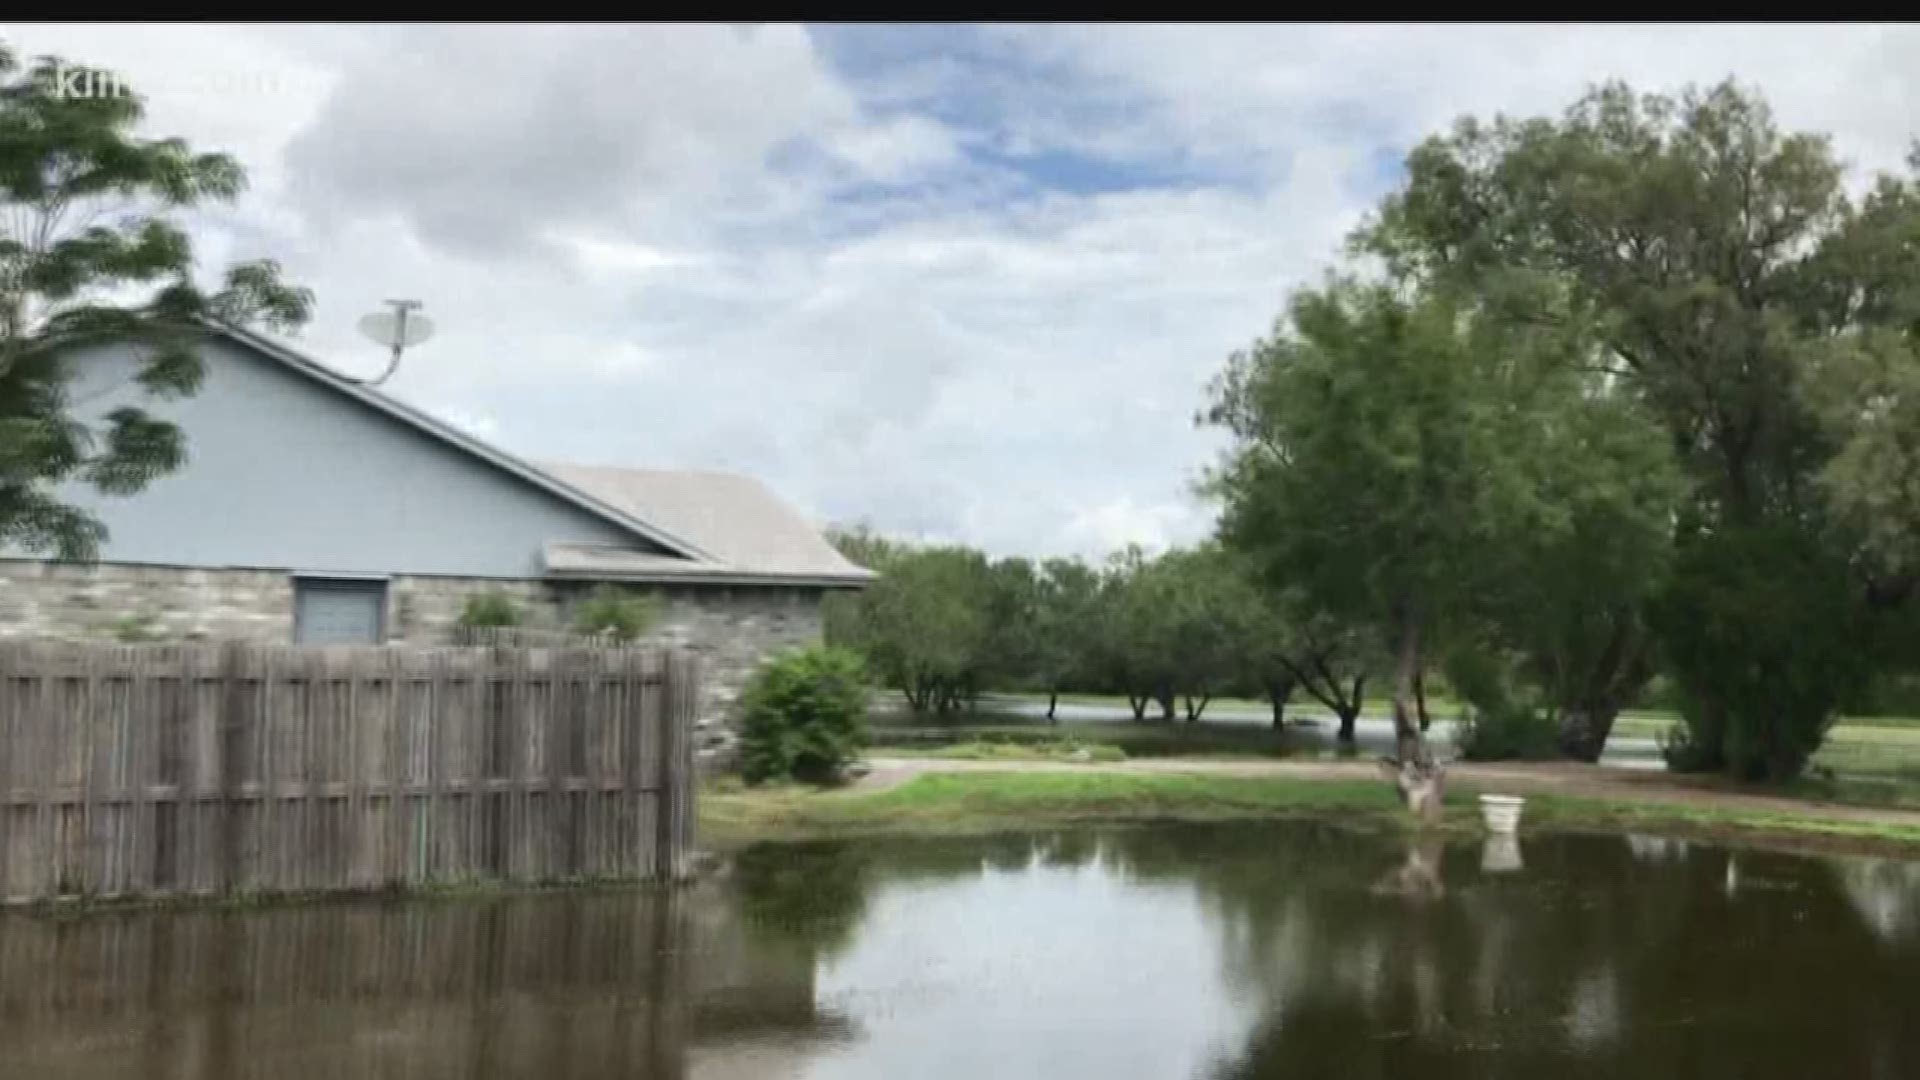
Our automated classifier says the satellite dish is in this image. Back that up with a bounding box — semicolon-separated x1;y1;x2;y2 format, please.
357;308;434;349
348;299;433;387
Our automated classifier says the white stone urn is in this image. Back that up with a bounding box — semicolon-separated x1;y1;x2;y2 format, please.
1478;793;1525;835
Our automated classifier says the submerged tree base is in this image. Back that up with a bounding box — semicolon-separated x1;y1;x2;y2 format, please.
1381;757;1447;823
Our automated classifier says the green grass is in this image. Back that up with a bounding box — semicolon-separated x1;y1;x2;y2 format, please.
866;717;1305;760
1610;713;1920;785
702;771;1920;856
909;739;1129;763
985;690;1274;713
1523;792;1920;851
700;772;1417;843
1786;775;1920;811
866;697;1920;809
974;688;1472;719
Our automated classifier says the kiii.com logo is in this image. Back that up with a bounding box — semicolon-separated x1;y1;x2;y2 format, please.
40;61;292;100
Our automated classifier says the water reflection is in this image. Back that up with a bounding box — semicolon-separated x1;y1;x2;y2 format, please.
1624;832;1692;864
1481;834;1524;874
3;824;1919;1079
1373;837;1448;900
1837;858;1920;941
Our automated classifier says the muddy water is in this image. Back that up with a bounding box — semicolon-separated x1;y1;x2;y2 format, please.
7;824;1920;1079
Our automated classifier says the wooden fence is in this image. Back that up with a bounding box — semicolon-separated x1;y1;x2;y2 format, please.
0;642;699;903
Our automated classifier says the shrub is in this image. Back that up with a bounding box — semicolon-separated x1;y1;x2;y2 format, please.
739;647;869;783
1653;523;1876;781
1456;704;1560;762
457;591;522;629
102;611;167;643
573;584;659;642
1442;641;1558;761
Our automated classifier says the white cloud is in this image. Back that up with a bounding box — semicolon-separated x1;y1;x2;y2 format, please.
7;23;1920;560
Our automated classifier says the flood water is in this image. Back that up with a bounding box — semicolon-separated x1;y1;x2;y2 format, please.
8;823;1920;1079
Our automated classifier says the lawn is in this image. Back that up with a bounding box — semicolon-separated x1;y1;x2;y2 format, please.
1611;712;1920;786
906;739;1129;763
870;698;1920;781
700;772;1411;843
1521;792;1920;852
700;771;1920;856
865;716;1306;759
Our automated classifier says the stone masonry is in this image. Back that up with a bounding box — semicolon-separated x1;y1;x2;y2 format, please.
0;561;295;644
394;575;827;758
0;561;827;764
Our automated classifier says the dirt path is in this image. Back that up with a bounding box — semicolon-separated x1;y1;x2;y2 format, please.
857;754;1920;831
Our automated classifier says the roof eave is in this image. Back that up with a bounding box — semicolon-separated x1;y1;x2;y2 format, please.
545;566;876;590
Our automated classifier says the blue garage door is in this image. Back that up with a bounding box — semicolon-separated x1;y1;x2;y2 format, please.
294;578;387;645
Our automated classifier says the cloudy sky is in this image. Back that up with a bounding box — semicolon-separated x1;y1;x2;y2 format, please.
5;24;1919;558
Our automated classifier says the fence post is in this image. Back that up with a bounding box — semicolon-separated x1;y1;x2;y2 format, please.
216;641;248;896
656;653;696;882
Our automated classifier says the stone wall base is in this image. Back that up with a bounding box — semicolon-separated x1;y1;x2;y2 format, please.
0;561;825;762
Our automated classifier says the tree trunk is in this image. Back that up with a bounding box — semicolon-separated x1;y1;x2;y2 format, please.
1156;688;1176;723
1387;759;1447;823
1129;694;1148;722
1558;702;1622;764
1047;690;1059;724
1389;602;1426;766
1557;617;1647;763
1386;600;1444;820
1268;679;1292;730
1414;670;1431;733
1336;707;1357;744
1183;693;1211;722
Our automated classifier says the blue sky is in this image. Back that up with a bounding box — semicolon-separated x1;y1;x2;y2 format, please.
6;23;1920;557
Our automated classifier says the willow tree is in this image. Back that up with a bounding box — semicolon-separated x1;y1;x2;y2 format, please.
1205;279;1566;814
0;44;310;559
1472;380;1681;762
1359;81;1904;779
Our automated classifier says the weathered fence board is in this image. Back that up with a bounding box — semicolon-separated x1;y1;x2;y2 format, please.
0;642;699;903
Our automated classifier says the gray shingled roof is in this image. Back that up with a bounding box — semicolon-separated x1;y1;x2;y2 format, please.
539;463;876;588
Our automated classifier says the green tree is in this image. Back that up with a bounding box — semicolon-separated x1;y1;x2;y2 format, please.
838;543;994;714
1473;387;1683;760
1805;163;1920;595
1030;557;1101;722
1205;278;1576;812
1266;597;1374;743
1360;80;1904;778
1229;591;1296;730
1102;545;1182;720
822;524;899;655
1159;546;1256;722
0;44;310;559
1100;545;1244;722
980;555;1044;699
